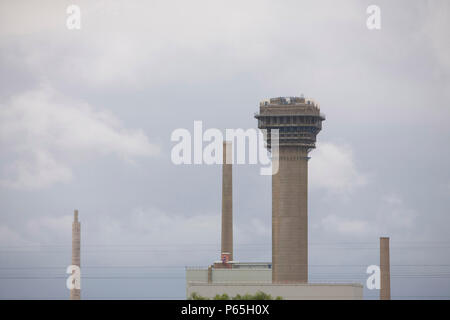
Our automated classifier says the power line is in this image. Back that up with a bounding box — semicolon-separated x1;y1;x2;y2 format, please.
2;240;450;248
2;273;450;279
2;264;450;270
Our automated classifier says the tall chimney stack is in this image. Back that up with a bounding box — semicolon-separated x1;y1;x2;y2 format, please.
380;237;391;300
221;141;233;262
70;210;81;300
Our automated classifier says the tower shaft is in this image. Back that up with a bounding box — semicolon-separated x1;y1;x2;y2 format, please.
273;147;308;282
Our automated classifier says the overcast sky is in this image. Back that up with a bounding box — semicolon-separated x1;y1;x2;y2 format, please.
0;0;449;299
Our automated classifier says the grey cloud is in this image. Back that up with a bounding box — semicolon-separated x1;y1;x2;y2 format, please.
0;0;449;299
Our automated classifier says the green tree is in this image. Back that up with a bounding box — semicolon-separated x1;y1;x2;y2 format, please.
188;292;208;300
188;291;282;300
213;293;230;300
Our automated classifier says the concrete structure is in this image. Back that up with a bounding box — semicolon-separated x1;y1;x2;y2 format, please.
255;96;325;283
70;210;81;300
186;262;363;299
187;263;272;284
380;237;391;300
187;282;363;300
186;96;363;299
221;141;233;263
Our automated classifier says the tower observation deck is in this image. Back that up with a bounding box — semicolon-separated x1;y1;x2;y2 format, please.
255;96;325;150
255;96;325;283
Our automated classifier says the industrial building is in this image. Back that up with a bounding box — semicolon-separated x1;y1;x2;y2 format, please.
186;96;364;299
63;97;390;300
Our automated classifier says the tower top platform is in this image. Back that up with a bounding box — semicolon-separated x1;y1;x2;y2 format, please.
257;96;325;120
255;95;325;150
260;96;318;107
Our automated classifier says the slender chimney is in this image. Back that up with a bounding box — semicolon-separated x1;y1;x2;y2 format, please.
221;141;233;262
207;265;213;284
380;237;391;300
70;210;81;300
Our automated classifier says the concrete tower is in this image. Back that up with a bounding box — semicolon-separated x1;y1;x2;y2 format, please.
255;96;325;283
221;141;233;263
380;237;391;300
71;210;81;300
